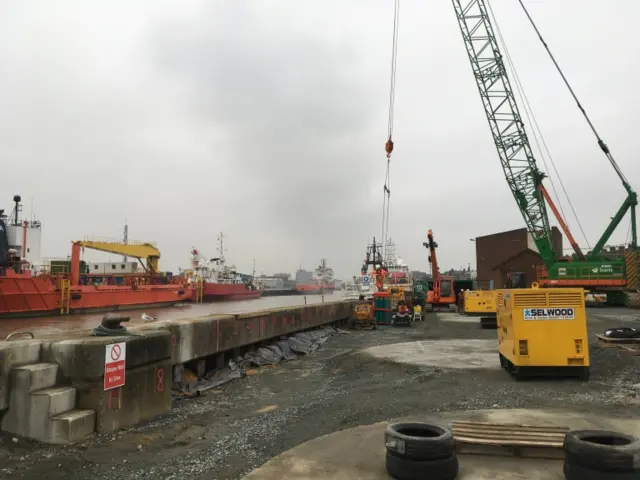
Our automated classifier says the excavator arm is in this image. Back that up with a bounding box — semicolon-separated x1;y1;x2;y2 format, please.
423;230;439;280
423;229;441;301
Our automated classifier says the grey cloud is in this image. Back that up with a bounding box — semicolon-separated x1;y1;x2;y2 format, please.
152;5;385;272
0;0;638;278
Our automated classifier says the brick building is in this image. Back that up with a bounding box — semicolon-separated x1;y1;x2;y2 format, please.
474;227;563;289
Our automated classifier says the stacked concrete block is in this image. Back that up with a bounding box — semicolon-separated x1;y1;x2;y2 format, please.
40;331;173;434
0;339;42;411
1;362;95;444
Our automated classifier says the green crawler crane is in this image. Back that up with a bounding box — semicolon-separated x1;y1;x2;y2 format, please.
452;0;638;305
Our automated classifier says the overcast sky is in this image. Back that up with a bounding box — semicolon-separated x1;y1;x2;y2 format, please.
1;0;639;280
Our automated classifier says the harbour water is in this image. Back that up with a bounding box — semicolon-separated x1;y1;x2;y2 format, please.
0;291;344;339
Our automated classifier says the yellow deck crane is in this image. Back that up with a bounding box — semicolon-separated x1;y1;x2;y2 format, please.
70;239;161;285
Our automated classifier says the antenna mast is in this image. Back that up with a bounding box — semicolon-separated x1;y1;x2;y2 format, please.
123;219;129;263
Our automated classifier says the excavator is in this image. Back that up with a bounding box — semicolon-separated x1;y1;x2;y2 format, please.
452;1;638;306
422;229;456;311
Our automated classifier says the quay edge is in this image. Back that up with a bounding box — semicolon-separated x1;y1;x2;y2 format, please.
0;300;356;444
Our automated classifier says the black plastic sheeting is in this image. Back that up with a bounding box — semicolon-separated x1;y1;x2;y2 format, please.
174;325;346;397
603;327;640;339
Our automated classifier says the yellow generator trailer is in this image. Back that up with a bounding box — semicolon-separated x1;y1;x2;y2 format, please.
464;290;497;328
389;287;405;310
348;300;376;330
496;283;589;381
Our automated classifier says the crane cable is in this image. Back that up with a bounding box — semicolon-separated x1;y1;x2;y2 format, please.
517;0;629;187
487;1;591;250
382;0;400;259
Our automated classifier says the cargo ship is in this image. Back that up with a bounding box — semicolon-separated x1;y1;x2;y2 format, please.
0;195;192;318
295;258;336;294
257;274;299;296
189;233;263;301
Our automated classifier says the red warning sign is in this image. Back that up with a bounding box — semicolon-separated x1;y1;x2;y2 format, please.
104;342;126;391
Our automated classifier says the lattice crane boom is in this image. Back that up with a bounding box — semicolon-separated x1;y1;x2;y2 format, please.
451;0;555;268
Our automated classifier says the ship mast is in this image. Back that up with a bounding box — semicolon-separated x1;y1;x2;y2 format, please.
217;232;225;266
384;238;397;267
123;219;128;263
362;237;385;275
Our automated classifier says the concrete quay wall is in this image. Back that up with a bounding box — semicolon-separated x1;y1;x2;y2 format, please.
0;300;355;440
133;301;354;364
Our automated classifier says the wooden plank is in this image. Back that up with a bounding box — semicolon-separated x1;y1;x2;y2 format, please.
452;421;569;433
456;443;565;460
455;436;563;447
454;433;564;444
454;430;565;439
451;420;567;459
453;427;565;438
596;333;640;344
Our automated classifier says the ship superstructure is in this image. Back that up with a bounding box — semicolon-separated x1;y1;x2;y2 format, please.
295;258;336;294
190;233;263;301
0;195;42;274
344;238;412;300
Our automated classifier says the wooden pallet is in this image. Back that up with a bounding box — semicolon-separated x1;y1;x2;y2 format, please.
452;421;568;459
596;333;640;345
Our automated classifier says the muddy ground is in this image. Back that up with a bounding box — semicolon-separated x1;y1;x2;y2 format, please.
0;308;639;479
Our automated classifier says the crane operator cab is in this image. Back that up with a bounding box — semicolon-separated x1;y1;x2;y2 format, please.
440;278;453;298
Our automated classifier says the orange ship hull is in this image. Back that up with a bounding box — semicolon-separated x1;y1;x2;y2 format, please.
199;282;264;301
295;284;336;295
0;274;192;319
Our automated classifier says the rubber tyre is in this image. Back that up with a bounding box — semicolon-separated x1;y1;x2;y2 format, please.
564;429;640;472
385;422;455;461
385;451;459;480
564;457;639;480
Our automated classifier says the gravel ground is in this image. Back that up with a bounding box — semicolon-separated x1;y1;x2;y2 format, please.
0;307;639;479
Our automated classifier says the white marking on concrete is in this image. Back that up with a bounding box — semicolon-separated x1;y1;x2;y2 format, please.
438;313;480;323
594;313;640;323
361;339;500;369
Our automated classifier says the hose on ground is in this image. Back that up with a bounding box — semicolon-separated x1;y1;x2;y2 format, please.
91;324;143;337
5;331;35;341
